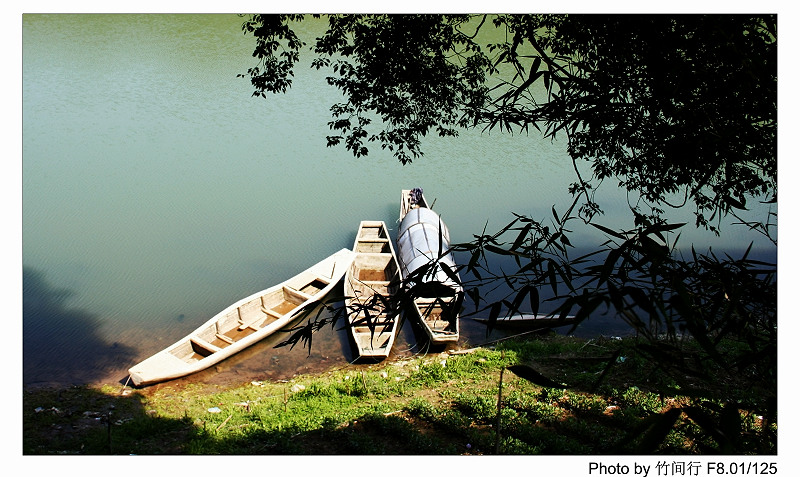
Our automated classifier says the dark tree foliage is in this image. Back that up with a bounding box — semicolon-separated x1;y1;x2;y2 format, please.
240;14;777;452
241;14;776;231
242;14;491;164
486;15;776;231
451;209;776;452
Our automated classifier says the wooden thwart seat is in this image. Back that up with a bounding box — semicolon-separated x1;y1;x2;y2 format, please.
238;322;261;332
215;333;234;344
261;305;283;320
284;286;313;302
353;324;393;334
190;337;221;355
429;320;457;333
238;313;264;331
360;238;389;244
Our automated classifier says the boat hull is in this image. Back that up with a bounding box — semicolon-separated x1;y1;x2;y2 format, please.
128;248;356;386
345;221;402;359
397;189;462;345
473;314;578;332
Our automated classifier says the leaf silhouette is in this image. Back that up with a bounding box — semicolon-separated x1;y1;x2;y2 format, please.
614;408;683;454
506;364;568;389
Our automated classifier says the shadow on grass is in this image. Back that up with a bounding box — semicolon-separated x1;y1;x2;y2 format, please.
23;385;193;455
186;412;465;455
22;384;468;455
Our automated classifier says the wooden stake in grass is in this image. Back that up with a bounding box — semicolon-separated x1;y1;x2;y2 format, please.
106;411;112;454
495;366;505;455
216;414;232;432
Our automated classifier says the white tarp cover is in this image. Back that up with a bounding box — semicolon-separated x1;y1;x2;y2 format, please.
397;206;461;290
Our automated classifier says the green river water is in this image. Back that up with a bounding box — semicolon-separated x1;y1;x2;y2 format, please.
21;14;774;388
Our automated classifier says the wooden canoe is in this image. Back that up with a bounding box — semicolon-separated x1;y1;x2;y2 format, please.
397;189;462;345
128;248;356;386
344;221;402;359
473;314;579;331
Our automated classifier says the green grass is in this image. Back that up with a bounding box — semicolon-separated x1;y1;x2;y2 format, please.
22;335;777;455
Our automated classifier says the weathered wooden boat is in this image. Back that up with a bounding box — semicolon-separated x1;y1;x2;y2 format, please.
396;188;462;344
345;221;402;359
473;313;578;332
128;248;356;386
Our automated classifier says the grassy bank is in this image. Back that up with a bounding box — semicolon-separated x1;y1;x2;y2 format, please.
23;335;776;455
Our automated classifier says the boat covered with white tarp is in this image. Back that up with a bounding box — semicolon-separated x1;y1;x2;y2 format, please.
396;189;462;344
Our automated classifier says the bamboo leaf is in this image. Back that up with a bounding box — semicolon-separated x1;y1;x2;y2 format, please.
644;222;686;235
623;286;656;314
529;286;540;318
530;56;542;76
591;222;627;240
506;364;568;388
438;217;444;257
439;262;461;287
467;248;481;272
512;222;533;251
486;302;502;335
591;350;621;392
723;195;747;210
546;260;558;295
466;287;481;310
683;405;738;453
411;281;457;299
619;408;683;453
719;402;742;453
485;244;512;256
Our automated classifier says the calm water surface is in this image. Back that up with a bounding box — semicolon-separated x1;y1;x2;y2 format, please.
22;14;775;388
